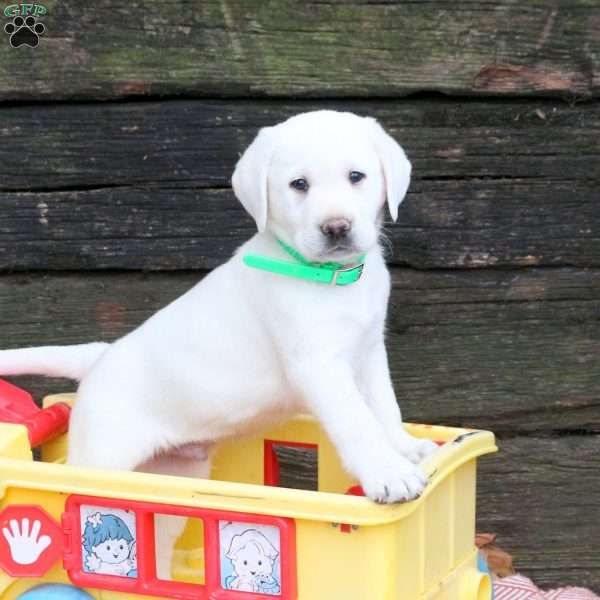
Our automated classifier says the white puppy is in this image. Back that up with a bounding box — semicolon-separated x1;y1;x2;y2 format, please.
0;110;435;504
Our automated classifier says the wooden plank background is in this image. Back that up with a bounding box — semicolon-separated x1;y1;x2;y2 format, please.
0;0;599;100
1;0;599;590
2;99;599;270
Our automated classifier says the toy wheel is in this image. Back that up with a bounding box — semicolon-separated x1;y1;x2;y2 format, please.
477;574;493;600
17;583;94;599
460;568;493;600
477;552;494;600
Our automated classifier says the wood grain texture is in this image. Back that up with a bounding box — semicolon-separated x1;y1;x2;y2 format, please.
1;267;598;432
477;435;600;590
0;1;598;100
1;99;598;270
387;267;600;433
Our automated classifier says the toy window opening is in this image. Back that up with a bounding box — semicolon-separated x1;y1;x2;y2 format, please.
64;496;207;599
154;513;205;585
64;495;297;600
264;441;318;491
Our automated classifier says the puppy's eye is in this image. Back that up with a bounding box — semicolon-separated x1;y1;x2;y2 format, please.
349;171;366;184
290;178;309;192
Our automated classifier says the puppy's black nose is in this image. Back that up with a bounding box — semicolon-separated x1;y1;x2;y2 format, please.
320;218;352;240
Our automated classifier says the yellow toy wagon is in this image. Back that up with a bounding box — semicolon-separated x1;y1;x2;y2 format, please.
0;380;496;600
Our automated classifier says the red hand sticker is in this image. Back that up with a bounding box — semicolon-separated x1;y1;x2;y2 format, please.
0;505;63;577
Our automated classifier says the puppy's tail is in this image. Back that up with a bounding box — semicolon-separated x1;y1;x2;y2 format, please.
0;342;109;380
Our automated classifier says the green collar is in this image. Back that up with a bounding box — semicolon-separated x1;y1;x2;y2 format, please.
243;239;365;286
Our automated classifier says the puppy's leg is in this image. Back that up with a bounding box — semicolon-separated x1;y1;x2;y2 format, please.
289;359;427;503
66;377;207;580
137;453;212;580
71;421;210;580
358;342;437;463
67;400;156;471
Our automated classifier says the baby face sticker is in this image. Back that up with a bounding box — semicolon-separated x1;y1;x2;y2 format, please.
80;505;137;578
219;521;281;595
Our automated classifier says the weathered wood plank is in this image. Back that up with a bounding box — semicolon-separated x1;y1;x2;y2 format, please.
273;445;318;491
1;99;598;270
477;435;600;590
3;99;598;191
1;267;598;432
0;1;598;100
388;267;600;433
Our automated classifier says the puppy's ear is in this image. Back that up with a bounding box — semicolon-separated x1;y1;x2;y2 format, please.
231;126;276;233
366;118;412;222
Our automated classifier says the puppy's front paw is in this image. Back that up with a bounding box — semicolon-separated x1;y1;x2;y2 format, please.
361;457;428;504
393;435;438;464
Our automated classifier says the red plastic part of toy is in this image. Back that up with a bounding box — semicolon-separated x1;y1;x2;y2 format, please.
264;440;318;487
345;485;365;497
0;505;64;577
0;378;71;447
25;402;71;447
0;379;38;421
335;486;366;533
64;494;297;600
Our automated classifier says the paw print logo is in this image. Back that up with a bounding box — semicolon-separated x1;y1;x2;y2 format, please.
4;15;45;48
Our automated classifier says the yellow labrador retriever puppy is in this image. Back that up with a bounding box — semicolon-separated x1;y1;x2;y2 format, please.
0;110;436;572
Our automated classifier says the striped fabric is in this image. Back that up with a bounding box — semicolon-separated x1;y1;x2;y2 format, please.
495;575;599;600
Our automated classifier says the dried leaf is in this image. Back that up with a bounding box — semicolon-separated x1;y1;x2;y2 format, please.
476;532;516;578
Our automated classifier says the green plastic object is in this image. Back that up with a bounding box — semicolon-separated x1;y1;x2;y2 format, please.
243;239;365;286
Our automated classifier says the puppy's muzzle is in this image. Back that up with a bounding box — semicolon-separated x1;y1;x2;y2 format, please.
320;218;352;241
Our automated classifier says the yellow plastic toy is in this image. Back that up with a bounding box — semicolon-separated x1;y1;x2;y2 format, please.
0;385;497;600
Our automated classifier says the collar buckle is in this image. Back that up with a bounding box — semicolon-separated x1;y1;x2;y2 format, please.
330;263;364;286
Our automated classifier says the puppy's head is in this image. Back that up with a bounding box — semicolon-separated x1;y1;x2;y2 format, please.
232;110;411;262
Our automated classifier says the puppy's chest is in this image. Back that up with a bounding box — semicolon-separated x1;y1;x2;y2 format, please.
343;284;387;326
263;264;390;354
340;267;389;322
300;279;387;338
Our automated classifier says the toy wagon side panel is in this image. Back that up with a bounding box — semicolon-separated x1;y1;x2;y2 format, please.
211;417;496;599
0;404;496;600
209;415;356;494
